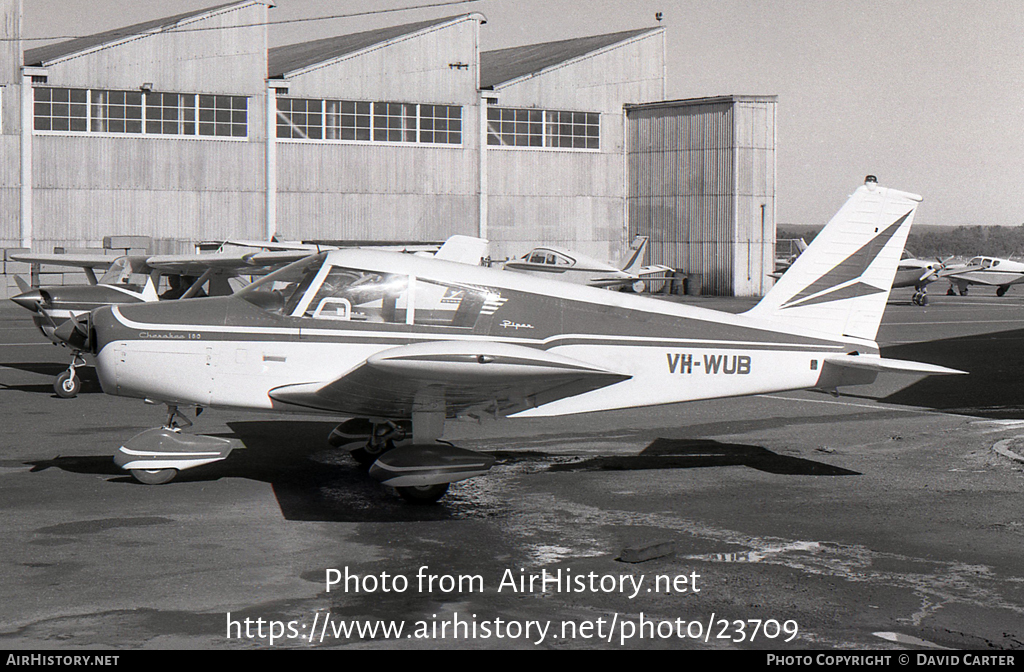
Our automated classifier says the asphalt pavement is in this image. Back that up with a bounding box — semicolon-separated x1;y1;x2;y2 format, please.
0;287;1021;650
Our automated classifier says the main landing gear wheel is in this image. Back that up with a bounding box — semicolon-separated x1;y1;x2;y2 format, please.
54;370;80;398
130;468;178;485
631;280;646;294
997;286;1008;297
350;440;394;467
396;483;450;504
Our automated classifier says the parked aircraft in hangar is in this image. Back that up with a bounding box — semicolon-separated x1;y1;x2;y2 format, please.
54;178;963;502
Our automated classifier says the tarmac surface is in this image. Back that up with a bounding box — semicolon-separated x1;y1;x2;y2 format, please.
0;287;1022;650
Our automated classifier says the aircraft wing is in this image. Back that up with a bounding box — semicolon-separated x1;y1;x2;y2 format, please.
10;253;121;270
268;341;631;418
143;250;316;277
938;267;1024;287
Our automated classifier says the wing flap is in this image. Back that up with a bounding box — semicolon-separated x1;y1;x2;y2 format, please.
268;341;630;417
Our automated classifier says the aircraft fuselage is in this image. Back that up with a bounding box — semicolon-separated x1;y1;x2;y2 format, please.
90;251;870;420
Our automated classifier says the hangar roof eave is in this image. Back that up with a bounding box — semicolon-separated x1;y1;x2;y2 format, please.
479;26;662;90
23;1;264;67
268;13;487;79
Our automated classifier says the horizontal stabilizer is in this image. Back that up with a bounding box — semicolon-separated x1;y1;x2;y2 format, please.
823;355;965;376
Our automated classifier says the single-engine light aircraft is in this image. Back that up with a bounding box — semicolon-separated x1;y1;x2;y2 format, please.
892;252;949;306
66;178;962;503
503;235;672;293
939;256;1024;297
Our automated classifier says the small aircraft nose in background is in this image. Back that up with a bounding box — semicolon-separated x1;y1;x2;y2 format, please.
10;288;44;312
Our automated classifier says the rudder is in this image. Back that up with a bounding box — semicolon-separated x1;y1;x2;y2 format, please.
744;177;922;342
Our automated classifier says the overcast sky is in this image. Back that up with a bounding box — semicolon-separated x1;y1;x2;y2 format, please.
22;0;1024;228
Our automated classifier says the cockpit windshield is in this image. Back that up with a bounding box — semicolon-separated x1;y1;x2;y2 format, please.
238;252;498;329
236;252;326;315
98;256;148;291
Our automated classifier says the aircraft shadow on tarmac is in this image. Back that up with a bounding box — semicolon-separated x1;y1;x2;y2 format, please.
27;421;494;523
25;420;859;523
879;327;1024;418
545;438;860;476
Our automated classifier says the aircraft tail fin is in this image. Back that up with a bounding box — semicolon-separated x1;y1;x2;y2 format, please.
619;236;649;274
435;235;490;266
744;177;922;342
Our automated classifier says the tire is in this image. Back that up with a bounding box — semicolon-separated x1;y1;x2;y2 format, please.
631;280;646;294
54;370;80;398
349;440;394;466
997;286;1008;297
130;468;177;485
920;294;928;306
396;483;449;504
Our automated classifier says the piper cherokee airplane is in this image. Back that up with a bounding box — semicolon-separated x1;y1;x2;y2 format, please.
11;236;488;397
61;178;962;503
939;256;1024;297
503;235;672;293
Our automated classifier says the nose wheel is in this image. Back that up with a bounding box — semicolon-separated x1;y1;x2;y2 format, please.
911;290;928;306
53;352;88;398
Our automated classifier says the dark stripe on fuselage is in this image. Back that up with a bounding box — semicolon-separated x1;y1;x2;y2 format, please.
95;287;860;360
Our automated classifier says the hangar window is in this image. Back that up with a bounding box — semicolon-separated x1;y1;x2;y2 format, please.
373;102;417;143
545;110;600;149
277;97;461;145
487;107;599;150
34;87;88;132
418;104;462;144
330;100;371;141
91;90;143;133
277;97;323;139
145;92;197;136
199;95;248;137
33;87;248;138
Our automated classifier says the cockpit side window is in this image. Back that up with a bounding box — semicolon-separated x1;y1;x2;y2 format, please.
412;279;496;328
302;266;410;323
529;252;546;264
236;252;326;315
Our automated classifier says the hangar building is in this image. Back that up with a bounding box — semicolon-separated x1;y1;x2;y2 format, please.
0;0;777;296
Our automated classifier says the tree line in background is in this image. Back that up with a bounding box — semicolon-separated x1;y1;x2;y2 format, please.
777;224;1024;259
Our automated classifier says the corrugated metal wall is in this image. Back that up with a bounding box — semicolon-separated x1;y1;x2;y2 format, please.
486;30;664;263
277;17;482;243
28;2;269;253
0;0;21;248
627;97;776;296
